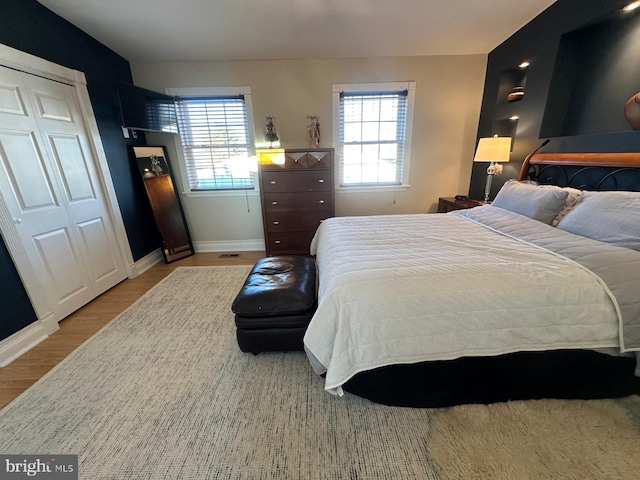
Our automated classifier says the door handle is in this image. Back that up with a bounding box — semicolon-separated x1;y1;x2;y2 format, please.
13;218;22;224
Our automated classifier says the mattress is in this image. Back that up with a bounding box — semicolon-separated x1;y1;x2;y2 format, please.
304;206;640;396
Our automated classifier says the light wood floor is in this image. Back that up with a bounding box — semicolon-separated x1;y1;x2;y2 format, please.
0;251;264;410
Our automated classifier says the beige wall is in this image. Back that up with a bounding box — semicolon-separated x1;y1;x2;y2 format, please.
131;55;487;250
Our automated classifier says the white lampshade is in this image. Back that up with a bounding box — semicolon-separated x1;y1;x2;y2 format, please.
473;136;511;163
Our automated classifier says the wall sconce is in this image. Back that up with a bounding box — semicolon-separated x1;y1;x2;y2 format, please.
474;135;511;203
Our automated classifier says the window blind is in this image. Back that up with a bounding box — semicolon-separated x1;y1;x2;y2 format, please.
175;95;253;190
339;90;408;186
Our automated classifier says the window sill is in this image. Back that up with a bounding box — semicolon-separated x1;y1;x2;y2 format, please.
336;184;410;194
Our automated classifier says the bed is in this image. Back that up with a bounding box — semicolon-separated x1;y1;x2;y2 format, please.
303;151;640;407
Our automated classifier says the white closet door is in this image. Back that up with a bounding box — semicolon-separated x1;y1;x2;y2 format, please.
0;65;126;320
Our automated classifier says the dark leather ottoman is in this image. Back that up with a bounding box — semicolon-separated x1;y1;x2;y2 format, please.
231;256;317;353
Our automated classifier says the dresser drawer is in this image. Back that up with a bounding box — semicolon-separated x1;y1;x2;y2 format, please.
264;192;332;212
284;151;332;169
260;151;332;171
265;211;329;232
266;231;317;255
262;170;331;193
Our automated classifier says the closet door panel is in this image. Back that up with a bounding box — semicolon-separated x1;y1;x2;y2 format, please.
49;134;95;201
0;130;57;211
0;67;94;318
32;227;93;309
0;64;127;321
23;71;127;296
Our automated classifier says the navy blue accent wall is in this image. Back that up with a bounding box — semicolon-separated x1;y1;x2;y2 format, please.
0;235;37;334
470;0;640;200
0;0;160;340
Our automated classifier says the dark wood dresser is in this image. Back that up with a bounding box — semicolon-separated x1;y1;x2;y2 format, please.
258;148;334;256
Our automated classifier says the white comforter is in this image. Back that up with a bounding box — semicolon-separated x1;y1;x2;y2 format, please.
304;208;628;395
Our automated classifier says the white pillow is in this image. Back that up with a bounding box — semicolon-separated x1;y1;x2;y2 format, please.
556;191;640;251
492;180;569;225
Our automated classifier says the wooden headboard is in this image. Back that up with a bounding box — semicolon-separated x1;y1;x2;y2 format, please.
518;152;640;191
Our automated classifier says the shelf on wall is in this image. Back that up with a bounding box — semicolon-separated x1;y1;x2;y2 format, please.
540;7;640;138
496;68;528;107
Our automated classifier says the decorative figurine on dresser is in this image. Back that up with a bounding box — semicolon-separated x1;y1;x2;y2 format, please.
307;116;320;148
257;148;334;256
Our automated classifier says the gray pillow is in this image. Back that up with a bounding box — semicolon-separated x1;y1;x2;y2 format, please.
492;180;569;225
556;191;640;251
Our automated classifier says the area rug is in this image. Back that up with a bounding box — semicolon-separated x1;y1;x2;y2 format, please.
0;266;639;479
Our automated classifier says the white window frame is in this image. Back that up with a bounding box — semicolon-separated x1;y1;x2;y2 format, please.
166;86;257;198
332;81;415;192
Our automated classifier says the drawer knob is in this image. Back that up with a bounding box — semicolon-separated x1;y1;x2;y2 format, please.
318;179;325;183
319;200;325;204
273;221;279;225
270;180;276;184
272;201;278;205
274;240;281;244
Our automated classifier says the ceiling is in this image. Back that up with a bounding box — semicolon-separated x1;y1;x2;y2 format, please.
37;0;556;63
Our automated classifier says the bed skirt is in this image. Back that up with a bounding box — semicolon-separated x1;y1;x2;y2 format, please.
341;350;640;408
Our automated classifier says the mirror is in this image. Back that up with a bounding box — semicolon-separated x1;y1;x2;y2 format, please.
130;146;194;263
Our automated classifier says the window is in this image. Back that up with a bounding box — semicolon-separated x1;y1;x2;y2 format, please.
333;82;415;189
169;86;256;191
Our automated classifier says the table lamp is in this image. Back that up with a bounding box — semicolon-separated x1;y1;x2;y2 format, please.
474;135;511;203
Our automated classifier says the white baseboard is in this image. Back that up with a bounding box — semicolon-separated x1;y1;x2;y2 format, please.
127;248;164;278
0;313;58;367
193;239;265;253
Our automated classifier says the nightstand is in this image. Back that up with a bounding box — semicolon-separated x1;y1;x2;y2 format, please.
437;197;483;213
